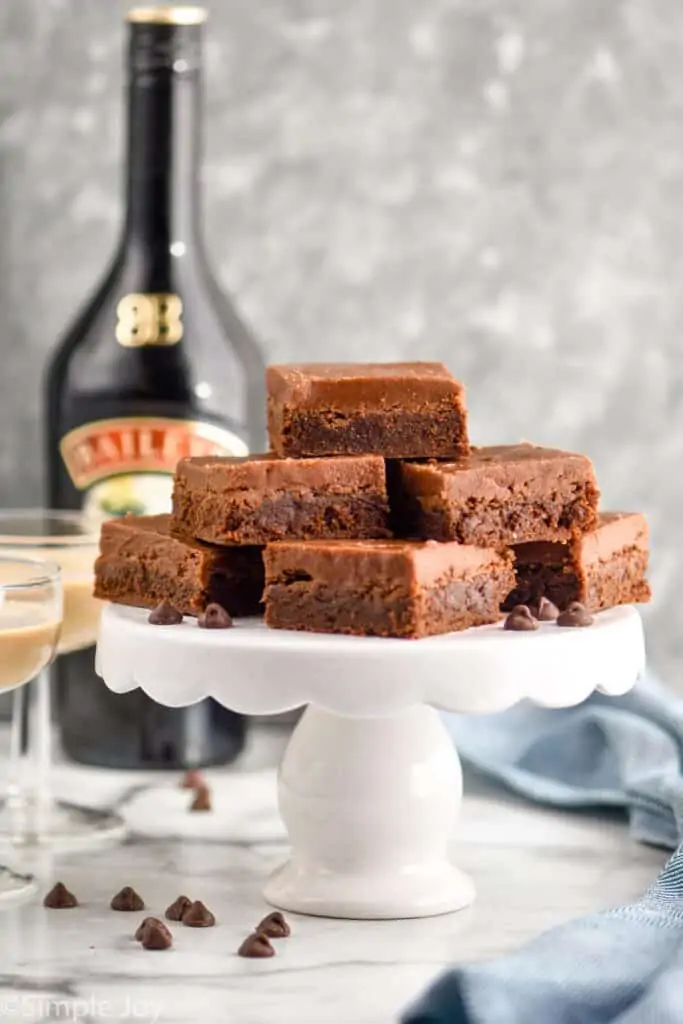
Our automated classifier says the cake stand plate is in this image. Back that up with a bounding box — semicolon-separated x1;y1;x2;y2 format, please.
96;604;645;920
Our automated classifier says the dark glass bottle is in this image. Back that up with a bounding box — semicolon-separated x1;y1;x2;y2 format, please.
45;5;265;769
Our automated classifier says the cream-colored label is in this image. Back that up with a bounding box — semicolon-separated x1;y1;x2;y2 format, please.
60;416;249;523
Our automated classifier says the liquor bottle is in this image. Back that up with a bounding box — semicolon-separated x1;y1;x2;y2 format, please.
45;5;265;769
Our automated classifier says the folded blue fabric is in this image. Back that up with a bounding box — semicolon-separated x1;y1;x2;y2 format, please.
447;675;683;850
402;676;683;1024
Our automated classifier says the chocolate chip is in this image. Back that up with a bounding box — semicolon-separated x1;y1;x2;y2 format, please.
557;601;594;628
135;916;156;941
503;605;539;632
198;603;233;629
165;895;192;922
189;785;212;812
534;596;560;622
179;769;205;790
182;900;216;927
43;882;78;909
255;911;291;939
238;931;275;958
137;917;172;950
148;602;183;626
110;886;145;912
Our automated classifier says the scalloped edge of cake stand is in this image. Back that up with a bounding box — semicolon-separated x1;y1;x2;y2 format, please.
96;604;645;716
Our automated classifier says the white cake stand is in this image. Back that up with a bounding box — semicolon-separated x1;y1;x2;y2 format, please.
96;604;645;920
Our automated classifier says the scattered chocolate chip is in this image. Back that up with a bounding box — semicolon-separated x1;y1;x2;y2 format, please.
503;605;539;632
557;601;594;628
198;603;233;629
110;886;145;912
179;768;205;789
148;601;183;626
138;917;173;950
43;882;78;909
255;911;291;939
182;900;216;927
165;895;192;922
189;785;212;812
238;931;275;958
534;596;560;622
135;916;157;941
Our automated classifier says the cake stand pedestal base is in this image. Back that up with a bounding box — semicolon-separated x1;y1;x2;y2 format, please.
97;604;645;920
265;704;474;919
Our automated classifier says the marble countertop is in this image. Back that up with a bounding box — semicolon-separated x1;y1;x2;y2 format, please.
0;725;666;1024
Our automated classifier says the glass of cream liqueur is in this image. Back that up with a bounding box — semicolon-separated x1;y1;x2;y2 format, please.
0;556;60;899
0;512;125;847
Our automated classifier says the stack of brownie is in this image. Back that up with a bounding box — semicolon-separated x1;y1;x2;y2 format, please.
94;361;651;640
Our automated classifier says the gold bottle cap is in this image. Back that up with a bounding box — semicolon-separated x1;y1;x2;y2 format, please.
127;6;208;25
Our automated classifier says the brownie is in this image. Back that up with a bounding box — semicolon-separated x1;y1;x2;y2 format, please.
266;362;469;459
172;453;390;545
263;539;514;639
94;514;264;617
503;512;651;613
392;444;599;546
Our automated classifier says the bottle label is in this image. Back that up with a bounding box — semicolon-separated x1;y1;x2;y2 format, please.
116;292;183;347
60;416;248;522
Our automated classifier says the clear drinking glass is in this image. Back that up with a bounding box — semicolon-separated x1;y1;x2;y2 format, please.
0;556;61;898
0;511;126;847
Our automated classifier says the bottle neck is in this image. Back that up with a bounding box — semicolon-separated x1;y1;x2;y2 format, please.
123;26;203;252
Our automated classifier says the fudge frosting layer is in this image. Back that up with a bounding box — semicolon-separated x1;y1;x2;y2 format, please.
175;453;386;495
265;539;507;589
404;444;597;502
267;362;464;412
514;513;648;568
579;512;648;565
98;513;192;562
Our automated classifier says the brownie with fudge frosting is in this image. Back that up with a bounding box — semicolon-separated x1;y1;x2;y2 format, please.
392;444;599;546
94;514;263;617
503;512;651;613
264;538;514;639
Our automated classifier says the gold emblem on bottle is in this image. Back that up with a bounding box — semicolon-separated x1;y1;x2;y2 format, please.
115;293;183;347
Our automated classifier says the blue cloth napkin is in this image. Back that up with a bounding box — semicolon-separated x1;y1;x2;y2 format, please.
402;676;683;1024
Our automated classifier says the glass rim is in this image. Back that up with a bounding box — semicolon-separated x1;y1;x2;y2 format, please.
0;555;61;591
0;509;99;547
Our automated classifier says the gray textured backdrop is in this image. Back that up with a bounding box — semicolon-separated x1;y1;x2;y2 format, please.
0;0;677;676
